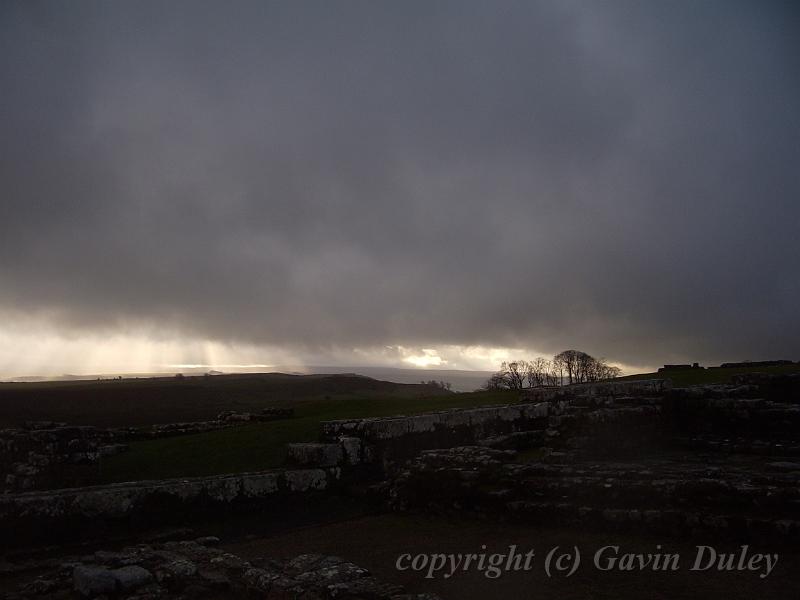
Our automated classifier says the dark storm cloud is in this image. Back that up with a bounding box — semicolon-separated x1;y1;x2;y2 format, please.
1;0;798;366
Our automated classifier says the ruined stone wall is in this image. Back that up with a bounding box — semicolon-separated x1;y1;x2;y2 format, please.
115;408;295;441
295;384;673;471
309;402;551;469
663;378;800;438
520;378;671;404
387;446;800;544
0;466;340;544
7;375;799;547
0;423;109;492
0;409;296;492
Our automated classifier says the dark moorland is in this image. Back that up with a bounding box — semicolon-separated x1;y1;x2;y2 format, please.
0;372;452;428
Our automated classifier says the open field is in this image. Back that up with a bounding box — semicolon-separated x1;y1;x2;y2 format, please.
0;372;519;483
98;388;516;482
6;364;799;484
617;363;800;387
0;372;454;428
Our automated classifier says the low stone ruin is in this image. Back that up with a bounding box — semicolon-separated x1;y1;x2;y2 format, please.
124;408;295;441
377;375;800;543
4;536;441;599
388;446;800;543
0;408;295;492
3;374;800;576
311;401;551;469
278;376;800;545
0;466;339;543
294;379;670;472
0;422;109;492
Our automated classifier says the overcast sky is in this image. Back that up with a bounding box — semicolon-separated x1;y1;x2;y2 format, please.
1;1;798;377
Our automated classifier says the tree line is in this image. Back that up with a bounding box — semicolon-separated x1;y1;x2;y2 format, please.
421;379;452;391
484;350;621;390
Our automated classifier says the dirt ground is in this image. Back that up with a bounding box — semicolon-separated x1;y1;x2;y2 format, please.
224;513;800;600
2;509;797;599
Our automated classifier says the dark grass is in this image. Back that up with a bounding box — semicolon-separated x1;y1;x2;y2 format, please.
100;389;518;483
0;372;452;428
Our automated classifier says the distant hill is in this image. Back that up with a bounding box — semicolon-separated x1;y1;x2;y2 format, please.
270;366;494;393
0;372;450;428
1;366;495;392
620;362;800;387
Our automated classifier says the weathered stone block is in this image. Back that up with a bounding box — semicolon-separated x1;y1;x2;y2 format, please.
205;477;241;502
287;443;343;467
73;489;136;518
520;402;549;420
111;565;154;591
441;410;472;429
467;407;500;424
321;419;360;439
339;437;362;465
496;405;524;422
240;473;279;497
284;469;328;492
407;413;443;434
369;418;411;440
73;565;116;597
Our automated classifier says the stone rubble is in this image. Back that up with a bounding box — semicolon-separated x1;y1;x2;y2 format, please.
0;467;339;541
380;376;800;543
4;537;442;599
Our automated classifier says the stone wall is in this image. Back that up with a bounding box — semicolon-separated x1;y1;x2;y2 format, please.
117;408;295;441
0;423;110;492
6;375;800;547
388;446;800;544
663;381;800;437
0;408;296;492
520;378;671;404
0;467;339;544
299;386;668;471
730;372;800;403
312;402;551;469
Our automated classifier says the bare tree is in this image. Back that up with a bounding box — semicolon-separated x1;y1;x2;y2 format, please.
526;357;553;387
593;359;621;381
553;350;588;384
501;361;527;390
553;350;621;383
485;351;620;390
484;372;509;390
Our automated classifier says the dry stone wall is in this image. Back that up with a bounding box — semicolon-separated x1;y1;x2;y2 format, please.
313;402;551;469
0;467;339;543
0;423;109;492
0;408;296;492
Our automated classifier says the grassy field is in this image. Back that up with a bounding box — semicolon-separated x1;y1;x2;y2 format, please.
617;363;800;387
15;363;800;485
100;388;518;483
0;372;454;428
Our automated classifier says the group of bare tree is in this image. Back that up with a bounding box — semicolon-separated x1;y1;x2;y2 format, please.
421;379;452;391
484;350;621;390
